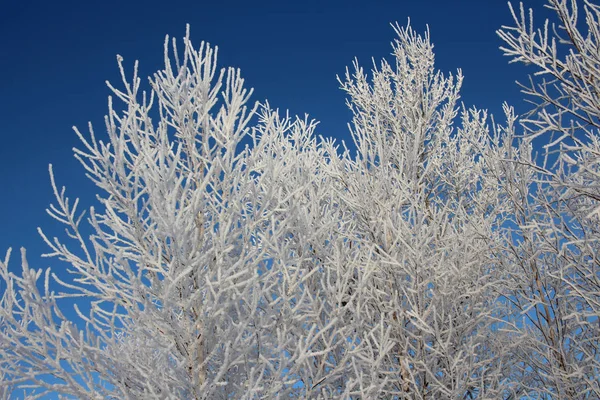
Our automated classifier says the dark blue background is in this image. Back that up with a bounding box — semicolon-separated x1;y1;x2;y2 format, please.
0;0;544;269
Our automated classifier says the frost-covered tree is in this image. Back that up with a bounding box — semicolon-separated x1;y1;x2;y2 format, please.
331;25;515;398
1;1;599;398
497;0;600;397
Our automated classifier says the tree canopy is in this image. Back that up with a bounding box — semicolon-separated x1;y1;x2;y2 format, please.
1;0;600;398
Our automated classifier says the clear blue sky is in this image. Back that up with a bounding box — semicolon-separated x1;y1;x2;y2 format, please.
0;0;542;269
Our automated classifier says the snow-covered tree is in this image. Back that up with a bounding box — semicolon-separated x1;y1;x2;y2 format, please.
1;1;599;398
497;0;600;397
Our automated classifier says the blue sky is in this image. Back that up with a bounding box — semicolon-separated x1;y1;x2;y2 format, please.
0;0;543;270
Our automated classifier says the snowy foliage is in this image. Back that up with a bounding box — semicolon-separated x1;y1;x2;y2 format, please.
1;1;599;398
496;0;600;397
